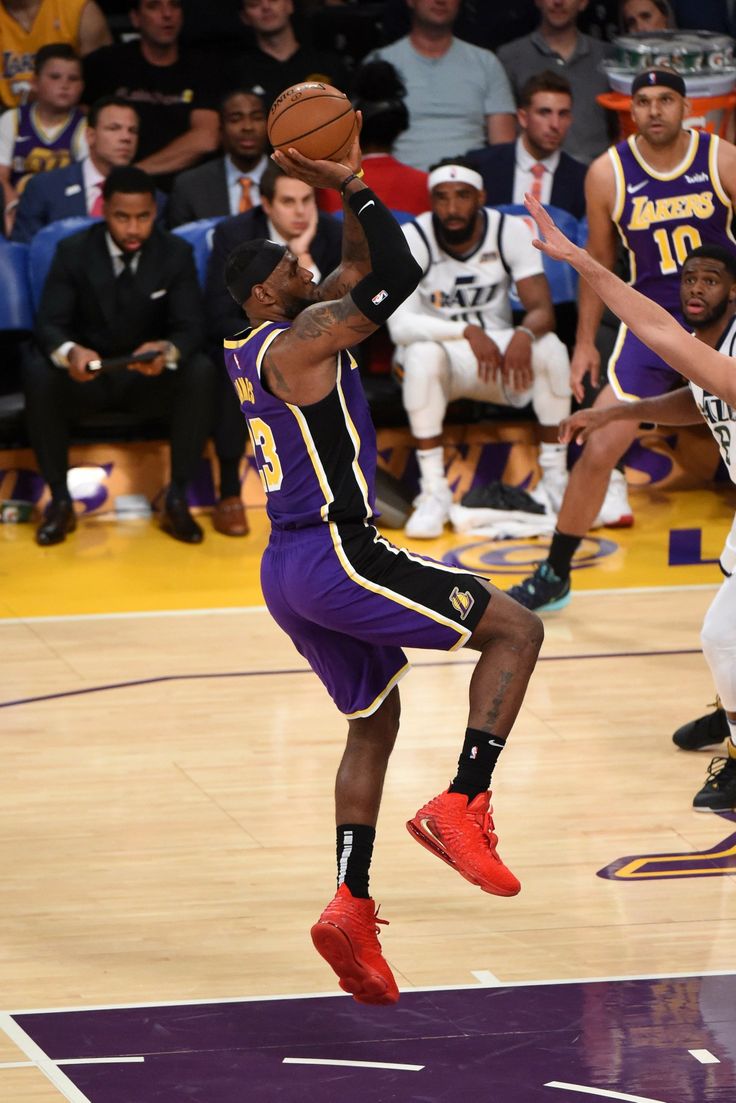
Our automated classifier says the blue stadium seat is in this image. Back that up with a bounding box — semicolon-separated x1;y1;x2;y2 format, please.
28;216;95;310
494;203;580;307
0;240;33;330
172;216;223;287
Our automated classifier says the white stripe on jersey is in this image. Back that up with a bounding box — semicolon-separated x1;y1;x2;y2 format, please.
689;315;736;484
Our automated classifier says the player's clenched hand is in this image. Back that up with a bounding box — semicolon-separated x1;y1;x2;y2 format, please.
569;341;600;402
503;330;534;393
464;324;502;383
558;406;614;445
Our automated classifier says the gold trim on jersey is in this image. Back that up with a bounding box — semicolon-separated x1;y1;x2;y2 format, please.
627;127;698;181
223;321;272;350
328;523;474;649
334;352;372;522
344;662;411;719
609;145;626;226
708;134;736;246
607;323;641;402
286;389;335;523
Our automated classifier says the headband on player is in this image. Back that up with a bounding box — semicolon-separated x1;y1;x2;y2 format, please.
225;240;287;305
631;68;686;97
428;165;484;193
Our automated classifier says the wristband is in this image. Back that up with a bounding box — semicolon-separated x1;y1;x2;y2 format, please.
340;169;365;196
516;325;536;342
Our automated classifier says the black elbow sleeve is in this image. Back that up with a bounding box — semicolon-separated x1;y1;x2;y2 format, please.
347;186;422;323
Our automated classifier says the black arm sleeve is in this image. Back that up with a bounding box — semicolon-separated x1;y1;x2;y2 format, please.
346;186;422;324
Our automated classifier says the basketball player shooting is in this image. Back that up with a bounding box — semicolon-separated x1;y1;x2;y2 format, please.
525;192;736;810
221;124;544;1006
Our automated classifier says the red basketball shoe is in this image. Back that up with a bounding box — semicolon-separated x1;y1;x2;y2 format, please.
310;884;399;1006
407;790;521;897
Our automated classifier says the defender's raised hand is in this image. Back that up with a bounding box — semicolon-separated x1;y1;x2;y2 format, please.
523;193;579;265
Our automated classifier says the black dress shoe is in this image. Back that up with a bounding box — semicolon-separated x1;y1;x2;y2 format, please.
160;496;204;544
36;499;77;546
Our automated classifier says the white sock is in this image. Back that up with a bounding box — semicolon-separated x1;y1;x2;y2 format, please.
416;446;447;490
539;441;567;476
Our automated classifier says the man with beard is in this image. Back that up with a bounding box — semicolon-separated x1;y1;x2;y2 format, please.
222;137;544;1004
528;216;736;812
387;156;572;539
508;68;736;613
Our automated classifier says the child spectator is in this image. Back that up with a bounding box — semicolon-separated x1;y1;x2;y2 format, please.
0;43;87;236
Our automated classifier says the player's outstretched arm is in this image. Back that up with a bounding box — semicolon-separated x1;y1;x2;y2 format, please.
525;194;736;408
559;387;701;444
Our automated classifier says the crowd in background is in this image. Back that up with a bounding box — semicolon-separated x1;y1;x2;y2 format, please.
1;0;734;545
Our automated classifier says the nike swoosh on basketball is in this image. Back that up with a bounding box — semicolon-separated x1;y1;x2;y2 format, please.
627;181;647;194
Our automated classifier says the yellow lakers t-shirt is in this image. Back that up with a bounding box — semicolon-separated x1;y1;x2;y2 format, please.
0;0;86;108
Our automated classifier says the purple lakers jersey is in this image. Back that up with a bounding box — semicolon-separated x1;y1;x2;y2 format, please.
10;103;86;191
223;321;378;530
610;130;736;314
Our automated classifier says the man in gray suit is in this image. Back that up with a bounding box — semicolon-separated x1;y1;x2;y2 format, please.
167;88;269;227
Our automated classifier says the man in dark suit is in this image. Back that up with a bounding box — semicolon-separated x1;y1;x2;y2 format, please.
205;159;341;535
167;88;269;228
12;96;141;243
24;166;215;546
467;71;587;220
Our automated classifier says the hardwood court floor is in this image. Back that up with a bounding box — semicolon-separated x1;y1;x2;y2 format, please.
2;484;736;1100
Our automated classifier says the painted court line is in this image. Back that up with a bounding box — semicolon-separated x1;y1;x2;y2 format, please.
0;582;719;626
545;1083;668;1103
7;968;736;1016
471;970;502;986
283;1057;424;1071
0;1057;144;1069
688;1049;720;1064
0;1012;91;1103
0;648;702;710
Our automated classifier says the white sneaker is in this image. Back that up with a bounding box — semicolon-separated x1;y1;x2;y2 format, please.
530;470;568;516
405;485;452;539
592;469;633;529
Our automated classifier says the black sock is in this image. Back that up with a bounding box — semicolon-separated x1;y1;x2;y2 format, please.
336;823;376;898
167;481;188;504
50;481;71;504
448;727;506;799
547;530;583;580
218;457;242;500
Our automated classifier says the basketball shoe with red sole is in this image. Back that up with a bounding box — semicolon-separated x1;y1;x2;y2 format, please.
406;789;521;897
310;883;399;1006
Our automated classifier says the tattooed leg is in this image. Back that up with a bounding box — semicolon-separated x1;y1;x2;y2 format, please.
465;583;543;738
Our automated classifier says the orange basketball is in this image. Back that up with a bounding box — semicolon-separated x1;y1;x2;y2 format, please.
268;82;358;162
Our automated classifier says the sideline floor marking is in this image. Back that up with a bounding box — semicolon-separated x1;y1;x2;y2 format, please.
283;1058;424;1071
545;1084;669;1102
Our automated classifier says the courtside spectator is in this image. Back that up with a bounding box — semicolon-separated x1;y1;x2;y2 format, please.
467;71;587;219
498;0;615;164
12;96;140;243
0;44;87;237
0;0;111;108
83;0;219;191
368;0;516;172
236;0;349;108
24;165;215;547
167;87;269;227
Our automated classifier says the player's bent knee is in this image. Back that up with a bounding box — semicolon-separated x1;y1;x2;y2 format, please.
468;587;544;656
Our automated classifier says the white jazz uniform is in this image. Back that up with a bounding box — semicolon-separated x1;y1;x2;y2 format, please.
388;207;571;437
690;317;736;713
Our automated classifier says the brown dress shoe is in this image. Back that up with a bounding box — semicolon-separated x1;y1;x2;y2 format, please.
213;496;249;537
36;499;77;546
